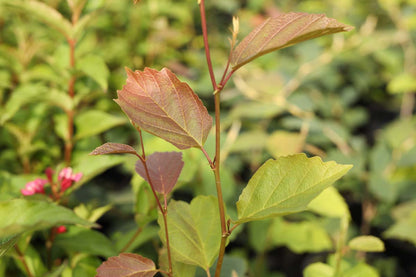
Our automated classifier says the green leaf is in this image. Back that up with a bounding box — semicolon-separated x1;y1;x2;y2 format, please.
158;195;222;270
55;226;117;257
236;154;352;223
231;12;353;70
308;186;350;218
77;55;109;91
348;236;385;252
270;217;333;253
74;110;126;140
0;199;95;238
303;262;334;277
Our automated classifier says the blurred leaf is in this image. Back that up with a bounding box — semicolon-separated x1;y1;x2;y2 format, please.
158;196;222;270
230;130;268;152
348;236;385;252
13;243;47;276
343;262;379;277
55;226;117;258
115;67;212;149
384;210;416;246
236;154;352;223
73;204;112;223
231;12;353;69
3;0;72;38
230;101;283;119
89;142;139;156
303;262;334;277
391;200;416;220
387;73;416;94
308;186;350;218
0;199;95;239
74;110;126;140
77;54;109;91
270;217;333;253
114;225;159;253
135;152;184;195
96;253;157;277
248;220;273;253
266;131;305;157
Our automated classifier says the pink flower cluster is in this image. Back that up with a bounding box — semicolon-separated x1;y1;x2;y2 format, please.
21;167;83;196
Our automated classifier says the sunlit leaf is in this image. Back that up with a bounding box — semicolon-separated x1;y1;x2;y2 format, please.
0;199;95;238
115;67;212;149
157;196;222;270
89;143;139;156
348;236;385;252
96;253;157;277
236;154;352;223
135;152;184;195
231;12;353;69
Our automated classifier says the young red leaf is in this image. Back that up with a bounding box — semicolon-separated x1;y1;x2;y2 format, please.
89;143;139;156
96;253;157;277
135;152;184;195
115;67;212;149
231;12;353;70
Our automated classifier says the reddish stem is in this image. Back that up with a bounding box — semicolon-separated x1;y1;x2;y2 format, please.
199;0;217;90
137;130;173;276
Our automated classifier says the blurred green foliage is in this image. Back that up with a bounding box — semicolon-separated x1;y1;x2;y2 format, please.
0;0;416;276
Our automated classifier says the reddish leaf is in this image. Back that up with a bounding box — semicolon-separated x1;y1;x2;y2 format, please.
115;67;212;149
89;143;139;156
231;12;353;70
135;152;184;195
96;253;158;277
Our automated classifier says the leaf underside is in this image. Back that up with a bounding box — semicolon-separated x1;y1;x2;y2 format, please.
89;142;139;156
115;67;212;149
96;253;157;277
135;151;184;195
236;154;352;223
231;12;353;70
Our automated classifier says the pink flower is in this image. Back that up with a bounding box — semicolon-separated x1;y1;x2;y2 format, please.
58;168;83;192
21;178;48;195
